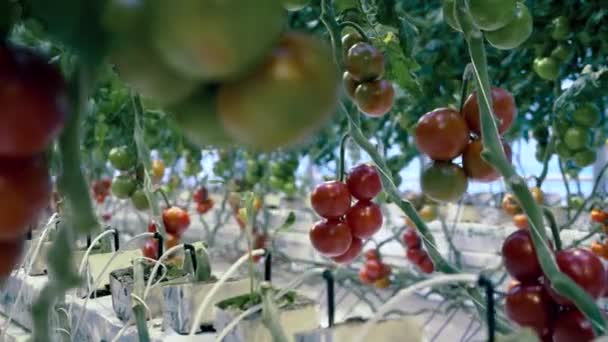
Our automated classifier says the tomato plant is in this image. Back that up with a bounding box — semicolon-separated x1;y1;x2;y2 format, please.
415;108;470;161
552;310;595;342
111;175;136;199
467;0;517;31
108;146;135;171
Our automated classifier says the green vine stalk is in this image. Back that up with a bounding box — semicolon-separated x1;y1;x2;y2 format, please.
454;0;606;334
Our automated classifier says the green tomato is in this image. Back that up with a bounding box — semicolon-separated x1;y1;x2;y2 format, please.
533;57;559;81
442;0;461;32
555;140;574;159
171;87;234;147
485;3;532;50
108;146;135;171
572;103;601;127
563;127;590;151
112;175;136;199
421;162;468;203
468;0;517;31
282;0;310;11
569;196;584;210
573;148;596;168
550;44;574;62
131;189;150;210
151;0;285;81
551;16;570;41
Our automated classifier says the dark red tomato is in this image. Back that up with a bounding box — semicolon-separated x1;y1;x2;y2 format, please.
193;187;209;203
502;229;542;283
343;72;359;98
147;221;158;233
547;248;606;305
346;164;382;201
406;248;427;265
359;268;373;284
0;44;67;157
331;237;363;264
552;310;595;342
101;178;112;190
364;249;379;260
463;139;512;182
420;161;468;202
355;79;394;117
505;284;553;336
309;219;352;257
310;180;352;219
341;32;363;57
0;238;24;279
345;42;385;82
418;257;435;274
364;259;384;281
142;239;159;260
346;201;383;239
0;156;51;240
463;87;517;136
415;108;470;161
402;228;422;249
162;206;191;237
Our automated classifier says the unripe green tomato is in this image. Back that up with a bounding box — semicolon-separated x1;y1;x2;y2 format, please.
550;44;573;62
569;196;584;209
131;189;150;210
533;57;559;81
112;175;136;199
573;148;596;168
563;127;590;151
555;141;574;159
572;103;601;127
108;146;135;171
282;0;310;11
551;16;570;41
484;3;532;50
468;0;517;31
442;0;461;31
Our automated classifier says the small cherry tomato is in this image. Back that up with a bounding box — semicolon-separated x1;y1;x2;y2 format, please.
346;200;383;239
310;180;352;219
193;187;209;203
505;283;553;337
162;206;191;237
142;239;159;260
108;146;135;171
484;3;533;50
346;164;382;201
463;87;516;135
341;32;364;57
345;42;385;82
533;57;559;81
364;249;379;260
354;79;395;117
165;234;180;250
309;219;353;257
502;229;542;283
332;237;363;264
468;0;517;31
148;221;158;233
552;310;595;342
419;205;438;222
531;187;545;204
364;259;384;281
513;214;529;230
359;268;373;284
111;175;136;199
342;72;360;98
131;189;150;211
402;228;422;249
591;209;608;224
415;108;470;161
406;248;427;265
151;159;165;179
418;257;435;274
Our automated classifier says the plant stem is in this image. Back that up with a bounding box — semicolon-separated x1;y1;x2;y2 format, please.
535;135;556;188
320;0;342;68
338;21;369;41
337;133;350;182
543;207;562;251
455;0;606;334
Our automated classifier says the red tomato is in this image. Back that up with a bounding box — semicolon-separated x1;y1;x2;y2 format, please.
0;156;51;240
345;200;383;239
162;206;191;237
502;229;542;283
142;239;159;260
345;42;385;82
418;257;435;274
552;310;595;342
505;284;553;337
591;209;608;224
196;199;214;214
406;248;427;265
463;139;512;182
415;108;470;161
364;249;379;260
147;221;158;233
354;79;395;117
0;238;24;279
463;87;517;136
402;228;422;249
547;248;606;305
331;237;363;264
0;44;67;157
359;268;373;284
364;259;384;281
346;164;382;201
310;180;352;219
193;187;209;203
309;219;352;257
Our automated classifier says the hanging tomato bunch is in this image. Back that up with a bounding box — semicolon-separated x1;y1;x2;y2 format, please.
415;87;516;202
309;164;383;264
402;228;435;274
193;186;214;215
0;42;67;277
554;102;602;169
341;31;395;117
107;145;149;211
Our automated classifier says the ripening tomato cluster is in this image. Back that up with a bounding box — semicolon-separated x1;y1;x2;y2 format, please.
193;187;214;215
533;16;573;81
341;31;395;117
358;250;392;288
402;228;435;274
91;178;112;204
309;164;383;264
553;102;602;169
502;228;607;341
142;221;181;260
444;0;533;50
0;42;68;277
107;146;150;211
501;188;544;229
415;87;516;202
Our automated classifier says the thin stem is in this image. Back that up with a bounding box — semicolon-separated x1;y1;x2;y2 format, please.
543;207;562;251
535;135;556;188
320;0;343;67
559;160;573;219
459;64;474;113
560;162;608;230
338;21;370;41
338;133;350;182
155;188;172;208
